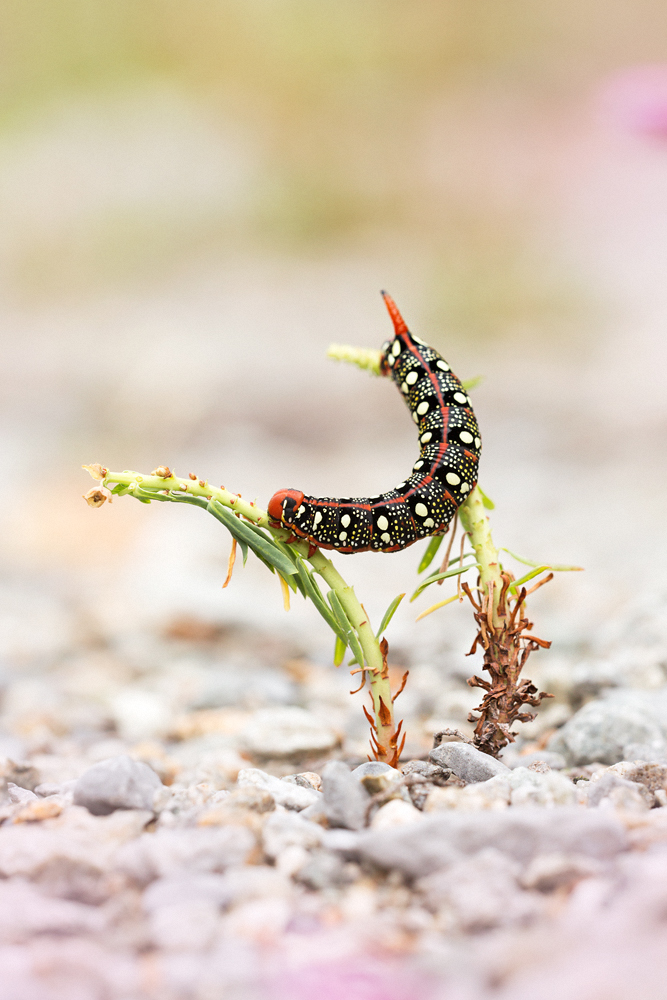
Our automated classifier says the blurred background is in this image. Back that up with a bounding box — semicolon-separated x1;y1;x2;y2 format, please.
1;0;667;757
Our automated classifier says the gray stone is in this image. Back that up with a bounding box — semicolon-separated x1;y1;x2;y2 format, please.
239;707;339;760
401;760;451;784
415;847;537;931
500;749;567;771
548;691;667;766
354;808;628;879
295;849;348;890
351;762;395;779
237;767;321;811
261;810;324;860
321;761;370;830
520;852;603;892
585;772;653;810
115;826;256;883
73;755;163;815
429;742;510;783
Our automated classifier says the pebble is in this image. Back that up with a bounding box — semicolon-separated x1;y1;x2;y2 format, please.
115;826;256;883
236;767;321;810
585;773;653;811
321;761;370;831
73;756;163;816
261;810;324;860
354;808;628;879
429;742;511;783
239;707;339;759
415;847;537;931
370;799;423;829
549;690;667;766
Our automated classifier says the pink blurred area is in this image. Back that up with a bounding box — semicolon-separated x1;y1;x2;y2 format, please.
599;64;667;137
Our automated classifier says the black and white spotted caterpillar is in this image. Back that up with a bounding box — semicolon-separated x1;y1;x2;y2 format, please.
268;292;481;553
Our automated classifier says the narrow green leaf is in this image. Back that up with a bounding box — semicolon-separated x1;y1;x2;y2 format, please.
477;486;495;510
333;635;347;667
461;374;484;392
207;501;297;577
327;590;365;667
501;547;583;573
509;567;550;593
376;593;405;638
292;562;348;643
418;535;444;574
410;560;476;602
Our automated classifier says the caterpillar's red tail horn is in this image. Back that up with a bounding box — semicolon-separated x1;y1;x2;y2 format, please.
381;290;409;337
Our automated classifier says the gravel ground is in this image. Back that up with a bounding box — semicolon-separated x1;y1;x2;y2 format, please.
1;573;667;1000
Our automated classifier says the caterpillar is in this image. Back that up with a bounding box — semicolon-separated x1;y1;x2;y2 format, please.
267;292;481;553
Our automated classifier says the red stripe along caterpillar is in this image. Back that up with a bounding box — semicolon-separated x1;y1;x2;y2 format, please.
268;292;481;553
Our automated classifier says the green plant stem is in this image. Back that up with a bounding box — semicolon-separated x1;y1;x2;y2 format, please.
308;549;394;757
93;466;396;761
458;485;505;627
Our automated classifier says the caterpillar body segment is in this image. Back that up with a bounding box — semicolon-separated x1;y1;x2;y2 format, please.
267;293;481;553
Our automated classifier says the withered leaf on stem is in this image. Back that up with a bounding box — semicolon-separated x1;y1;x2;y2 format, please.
82;488;107;508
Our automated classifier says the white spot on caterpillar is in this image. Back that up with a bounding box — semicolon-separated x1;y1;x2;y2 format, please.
295;505;305;516
459;431;473;444
339;531;347;541
437;360;450;371
377;515;389;530
413;460;424;470
446;472;461;485
420;431;432;444
406;371;418;385
314;511;323;525
401;383;409;393
388;355;395;366
341;513;351;527
392;341;401;357
424;517;435;528
417;401;429;416
412;412;419;423
412;335;426;345
454;392;467;404
415;502;428;517
475;437;481;448
381;532;391;543
461;482;470;492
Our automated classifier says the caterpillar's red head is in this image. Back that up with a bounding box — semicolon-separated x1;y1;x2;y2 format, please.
268;488;305;526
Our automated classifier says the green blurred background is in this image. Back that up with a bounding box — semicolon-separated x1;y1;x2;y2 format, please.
2;0;667;648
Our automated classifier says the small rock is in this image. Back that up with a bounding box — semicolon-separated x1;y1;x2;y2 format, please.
262;810;324;860
429;742;510;783
237;768;321;810
425;775;511;812
73;756;163;815
281;771;322;792
321;761;370;831
401;760;451;784
115;826;256;883
370;799;423;829
548;690;667;766
0;760;40;792
13;799;63;823
520;852;603;892
585;773;653;811
501;750;567;771
602;761;667;792
239;707;339;760
508;767;578;807
352;762;394;779
7;784;38;805
355;808;628;879
416;847;537;931
295;849;348;889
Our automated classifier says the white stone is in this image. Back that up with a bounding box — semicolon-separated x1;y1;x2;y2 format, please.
370;799;423;829
239;707;339;759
